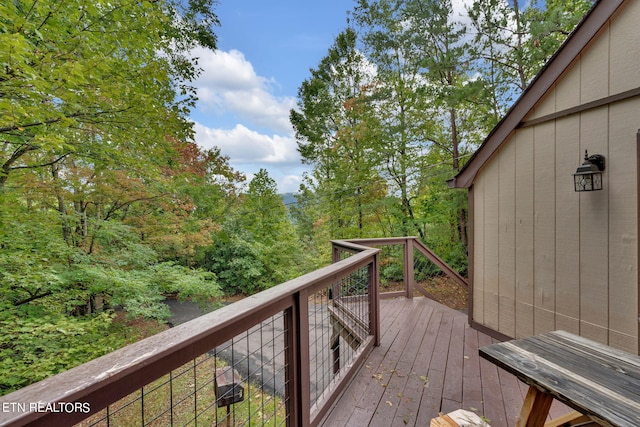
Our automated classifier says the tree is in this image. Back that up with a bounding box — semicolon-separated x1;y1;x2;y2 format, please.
0;0;218;189
467;0;593;114
0;0;225;394
242;169;289;242
354;0;464;239
202;169;307;295
291;29;388;239
524;0;593;68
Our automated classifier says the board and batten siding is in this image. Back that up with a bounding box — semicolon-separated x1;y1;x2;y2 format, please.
471;2;639;353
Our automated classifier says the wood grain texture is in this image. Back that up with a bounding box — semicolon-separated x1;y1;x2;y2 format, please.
320;297;576;427
479;330;640;427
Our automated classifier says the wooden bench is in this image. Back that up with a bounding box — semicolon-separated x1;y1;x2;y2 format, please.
479;330;640;427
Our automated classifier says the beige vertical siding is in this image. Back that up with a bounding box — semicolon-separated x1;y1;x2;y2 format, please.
498;141;516;337
472;1;639;352
554;116;581;335
579;25;609;104
533;122;556;334
483;159;500;331
579;108;609;345
610;6;640;94
514;127;535;339
608;100;640;354
474;171;485;326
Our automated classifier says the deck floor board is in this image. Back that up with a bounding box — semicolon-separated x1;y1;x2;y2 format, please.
320;297;570;427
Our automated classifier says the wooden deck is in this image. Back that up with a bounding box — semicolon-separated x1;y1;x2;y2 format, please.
320;297;570;427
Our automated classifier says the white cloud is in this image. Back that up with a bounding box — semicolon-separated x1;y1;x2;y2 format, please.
186;48;308;192
451;0;475;24
194;122;300;166
194;122;306;193
281;175;303;192
190;48;296;134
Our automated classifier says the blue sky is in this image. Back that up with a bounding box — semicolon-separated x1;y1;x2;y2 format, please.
190;0;356;193
189;0;487;193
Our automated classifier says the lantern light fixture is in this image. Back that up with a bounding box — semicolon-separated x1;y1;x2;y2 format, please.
573;150;605;192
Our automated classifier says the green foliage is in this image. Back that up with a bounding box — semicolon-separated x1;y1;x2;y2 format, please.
0;0;219;188
525;0;594;69
292;0;589;273
291;29;390;239
381;261;404;283
0;311;125;394
62;262;220;320
0;0;229;394
202;236;266;295
0;197;222;395
200;170;310;295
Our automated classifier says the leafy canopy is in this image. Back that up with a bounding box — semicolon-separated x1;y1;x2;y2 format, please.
0;0;218;187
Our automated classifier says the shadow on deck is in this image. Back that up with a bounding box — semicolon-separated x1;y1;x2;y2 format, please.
320;297;569;427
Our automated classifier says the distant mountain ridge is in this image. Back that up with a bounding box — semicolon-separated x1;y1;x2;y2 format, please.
280;193;297;208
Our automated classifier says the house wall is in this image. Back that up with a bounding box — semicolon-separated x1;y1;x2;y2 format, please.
471;1;640;353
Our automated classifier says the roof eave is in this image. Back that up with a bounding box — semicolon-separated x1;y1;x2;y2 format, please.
451;0;626;189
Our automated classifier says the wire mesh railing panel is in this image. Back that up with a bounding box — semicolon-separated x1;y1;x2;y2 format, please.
308;287;333;406
335;246;356;261
337;241;404;294
413;247;468;309
377;244;404;293
77;313;289;427
309;265;371;408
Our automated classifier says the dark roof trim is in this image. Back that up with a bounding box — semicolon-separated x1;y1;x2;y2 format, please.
519;86;640;129
449;0;627;189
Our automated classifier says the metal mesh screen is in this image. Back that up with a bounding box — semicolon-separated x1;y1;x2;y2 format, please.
78;313;289;426
413;247;467;308
308;265;371;408
413;247;442;284
377;244;404;292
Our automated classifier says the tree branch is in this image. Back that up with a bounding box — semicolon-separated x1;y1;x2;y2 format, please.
0;108;133;134
2;144;39;175
14;290;53;307
10;153;70;171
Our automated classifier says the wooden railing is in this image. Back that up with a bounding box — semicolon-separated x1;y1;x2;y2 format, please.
0;237;466;427
334;237;468;300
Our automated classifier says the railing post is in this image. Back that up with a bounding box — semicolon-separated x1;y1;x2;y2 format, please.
332;243;341;263
331;243;341;301
404;237;415;299
285;290;311;427
284;306;297;427
369;253;381;347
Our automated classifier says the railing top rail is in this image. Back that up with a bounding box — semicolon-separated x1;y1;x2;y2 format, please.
336;237;469;293
339;237;417;247
412;239;469;291
0;247;379;427
331;239;380;253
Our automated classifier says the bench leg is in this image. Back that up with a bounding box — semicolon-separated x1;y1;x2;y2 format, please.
516;386;554;427
543;411;593;427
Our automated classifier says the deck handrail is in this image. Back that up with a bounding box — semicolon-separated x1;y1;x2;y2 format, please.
411;239;469;291
0;247;380;427
336;237;468;298
0;236;464;427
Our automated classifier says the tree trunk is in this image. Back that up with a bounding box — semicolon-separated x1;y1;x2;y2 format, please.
513;0;528;90
51;164;73;246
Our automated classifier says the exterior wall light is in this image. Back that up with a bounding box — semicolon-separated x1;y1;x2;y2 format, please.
573;150;605;192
